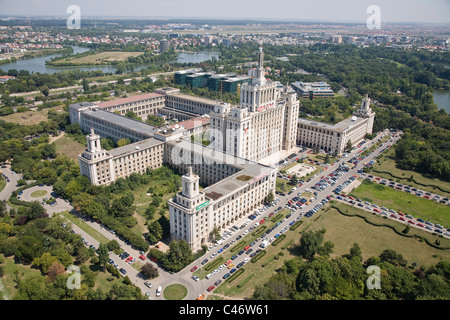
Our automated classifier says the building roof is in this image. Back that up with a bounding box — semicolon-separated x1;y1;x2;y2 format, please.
298;116;367;133
98;92;163;109
68;101;97;111
84;109;158;137
165;139;275;202
108;137;164;158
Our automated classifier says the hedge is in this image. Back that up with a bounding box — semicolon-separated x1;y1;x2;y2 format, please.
271;234;286;246
250;250;266;263
226;268;245;283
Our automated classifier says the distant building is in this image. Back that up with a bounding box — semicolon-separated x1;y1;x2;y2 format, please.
291;81;334;99
159;39;169;52
0;75;16;82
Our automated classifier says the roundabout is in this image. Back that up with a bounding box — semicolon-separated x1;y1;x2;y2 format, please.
163;283;188;300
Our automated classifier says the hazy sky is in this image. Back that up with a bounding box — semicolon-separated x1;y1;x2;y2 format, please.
0;0;449;23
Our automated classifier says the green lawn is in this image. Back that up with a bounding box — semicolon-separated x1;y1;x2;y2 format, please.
30;189;48;197
163;283;188;300
0;176;6;193
60;211;114;246
313;203;450;266
349;179;450;227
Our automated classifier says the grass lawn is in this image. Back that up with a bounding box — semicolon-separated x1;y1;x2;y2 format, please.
371;148;450;198
30;189;48;197
60;211;114;246
0;105;65;126
0;176;6;193
349;179;450;227
276;177;293;193
315;203;450;267
0;254;42;300
163;283;188;300
52;51;144;66
52;134;86;162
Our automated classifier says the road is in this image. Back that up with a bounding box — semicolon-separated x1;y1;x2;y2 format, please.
0;166;24;211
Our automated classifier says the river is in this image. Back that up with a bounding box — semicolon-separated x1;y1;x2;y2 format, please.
0;47;219;74
433;89;450;114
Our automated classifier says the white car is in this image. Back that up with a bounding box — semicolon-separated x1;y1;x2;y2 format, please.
156;286;162;297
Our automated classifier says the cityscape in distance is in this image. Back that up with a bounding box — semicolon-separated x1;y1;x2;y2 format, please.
0;0;449;311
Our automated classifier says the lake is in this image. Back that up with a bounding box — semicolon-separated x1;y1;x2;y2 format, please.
433;89;450;114
0;47;219;74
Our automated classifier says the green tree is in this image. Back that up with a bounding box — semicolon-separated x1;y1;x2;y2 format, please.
147;221;163;244
97;243;109;269
33;252;59;274
299;229;326;261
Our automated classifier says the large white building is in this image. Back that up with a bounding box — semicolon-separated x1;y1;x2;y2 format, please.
296;94;375;155
70;52;375;251
209;47;299;163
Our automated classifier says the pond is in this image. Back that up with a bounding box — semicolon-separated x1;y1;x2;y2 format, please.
433;89;450;113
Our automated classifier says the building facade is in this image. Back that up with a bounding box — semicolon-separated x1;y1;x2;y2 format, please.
209;47;299;162
296;94;375;154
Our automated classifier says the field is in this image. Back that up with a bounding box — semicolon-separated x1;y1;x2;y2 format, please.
371;148;450;198
51;51;144;66
52;134;86;162
0;105;65;126
210;201;450;299
349;179;450;227
311;203;450;265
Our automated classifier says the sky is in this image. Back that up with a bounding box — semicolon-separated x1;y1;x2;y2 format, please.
0;0;449;24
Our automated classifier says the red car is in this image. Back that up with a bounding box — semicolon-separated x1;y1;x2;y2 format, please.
398;212;405;216
399;217;405;221
390;214;397;218
190;266;198;272
417;223;424;227
373;208;380;213
125;256;133;263
207;285;215;292
139;255;146;260
259;219;265;224
408;220;415;225
244;246;251;251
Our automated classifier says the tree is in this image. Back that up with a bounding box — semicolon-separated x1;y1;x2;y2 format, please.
264;191;275;205
97;243;109;269
141;263;159;279
349;243;363;261
117;138;131;147
147;221;163;244
47;262;66;282
345;140;353;152
299;229;326;260
82;78;89;92
33;252;59;274
210;226;221;243
41;86;49;97
165;239;193;272
27;201;47;220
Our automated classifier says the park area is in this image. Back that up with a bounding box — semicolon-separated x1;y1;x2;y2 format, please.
49;51;144;66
